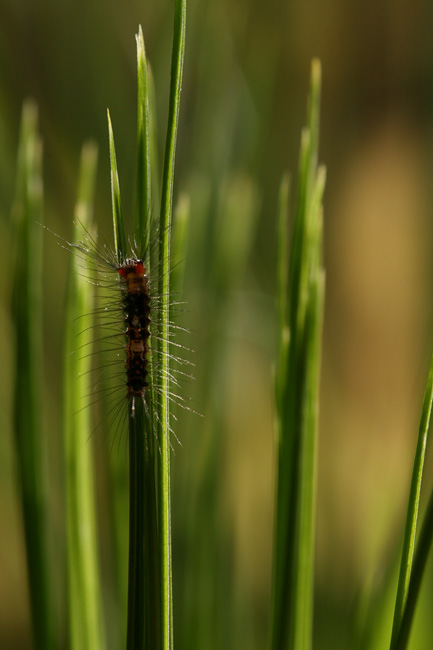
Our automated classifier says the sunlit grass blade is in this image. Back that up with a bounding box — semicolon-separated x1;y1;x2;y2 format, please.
148;63;161;218
395;473;433;649
158;1;186;647
136;25;152;254
270;59;325;650
293;169;325;647
389;351;433;649
64;142;105;650
11;100;56;650
108;109;127;261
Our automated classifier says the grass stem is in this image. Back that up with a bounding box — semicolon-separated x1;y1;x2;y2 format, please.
389;350;433;649
158;1;186;648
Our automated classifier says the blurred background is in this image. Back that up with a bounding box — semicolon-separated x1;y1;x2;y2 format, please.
2;0;433;648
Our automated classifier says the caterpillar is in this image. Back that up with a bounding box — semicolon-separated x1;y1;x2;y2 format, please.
119;258;151;412
59;221;192;446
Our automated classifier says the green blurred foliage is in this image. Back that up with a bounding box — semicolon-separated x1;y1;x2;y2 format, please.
2;1;433;649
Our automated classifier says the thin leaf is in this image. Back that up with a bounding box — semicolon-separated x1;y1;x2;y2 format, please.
136;25;152;255
108;109;127;261
396;477;433;648
158;1;187;648
148;63;161;217
389;351;433;649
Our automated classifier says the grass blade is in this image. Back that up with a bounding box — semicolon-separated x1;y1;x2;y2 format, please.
395;474;433;648
158;1;187;648
270;59;325;650
11;100;57;650
389;351;433;649
125;26;161;650
64;142;106;650
127;399;161;649
136;25;152;254
107;54;149;650
108;109;127;261
148;63;161;218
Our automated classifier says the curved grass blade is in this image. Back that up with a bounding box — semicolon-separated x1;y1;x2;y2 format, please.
11;100;57;650
389;351;433;649
158;1;187;648
395;475;433;649
64;142;106;650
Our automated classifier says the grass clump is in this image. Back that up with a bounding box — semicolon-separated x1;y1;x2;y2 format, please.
270;59;326;650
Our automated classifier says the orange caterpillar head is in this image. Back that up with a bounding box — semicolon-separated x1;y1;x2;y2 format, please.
118;260;146;280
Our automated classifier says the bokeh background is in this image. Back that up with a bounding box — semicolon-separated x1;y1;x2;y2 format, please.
2;0;433;648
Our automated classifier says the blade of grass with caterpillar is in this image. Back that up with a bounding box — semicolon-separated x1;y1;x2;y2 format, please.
108;103;159;649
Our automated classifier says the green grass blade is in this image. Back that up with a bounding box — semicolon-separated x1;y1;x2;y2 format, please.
11;100;57;650
159;0;186;238
292;172;325;649
127;398;161;650
127;404;146;650
389;351;433;649
275;174;291;420
270;59;325;650
124;27;162;650
158;1;186;648
135;22;157;450
276;174;290;335
395;474;433;649
108;109;127;261
136;25;152;255
64;142;106;650
148;63;161;218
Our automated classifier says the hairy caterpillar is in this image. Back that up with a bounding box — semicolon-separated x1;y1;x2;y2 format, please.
58;221;192;446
